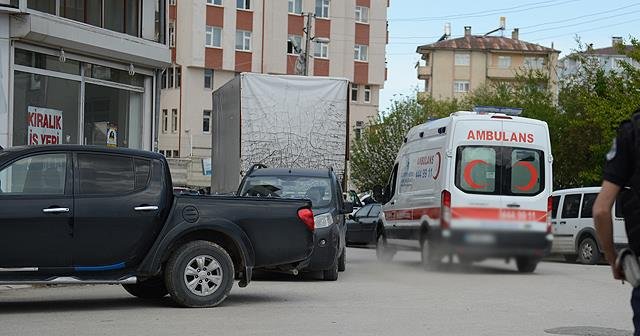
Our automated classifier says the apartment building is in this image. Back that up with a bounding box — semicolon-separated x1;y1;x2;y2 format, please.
159;0;388;187
560;37;640;80
416;27;559;101
0;0;171;151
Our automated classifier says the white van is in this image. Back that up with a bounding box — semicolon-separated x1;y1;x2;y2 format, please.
377;111;553;273
551;187;628;264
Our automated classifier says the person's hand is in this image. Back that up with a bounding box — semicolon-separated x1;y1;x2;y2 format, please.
612;261;625;281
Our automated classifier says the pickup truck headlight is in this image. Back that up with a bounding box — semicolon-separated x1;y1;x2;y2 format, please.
314;213;334;229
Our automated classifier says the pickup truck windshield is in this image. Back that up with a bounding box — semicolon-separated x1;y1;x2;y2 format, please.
240;176;333;208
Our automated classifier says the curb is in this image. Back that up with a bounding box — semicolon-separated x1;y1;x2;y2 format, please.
0;285;31;291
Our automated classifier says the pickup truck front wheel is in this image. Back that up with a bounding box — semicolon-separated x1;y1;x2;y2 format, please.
122;276;168;299
165;240;235;308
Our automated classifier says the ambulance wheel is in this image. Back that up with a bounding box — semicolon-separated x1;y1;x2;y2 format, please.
420;238;441;271
376;230;394;262
578;237;601;265
516;257;538;273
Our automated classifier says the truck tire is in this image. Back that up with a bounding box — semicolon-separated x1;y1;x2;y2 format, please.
577;237;601;265
323;258;339;281
516;257;538;273
338;248;346;272
375;229;395;262
122;276;168;299
165;240;235;308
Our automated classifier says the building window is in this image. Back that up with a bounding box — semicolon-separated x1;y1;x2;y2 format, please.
161;70;167;89
206;26;222;48
453;81;470;93
207;0;222;5
165;150;172;158
169;0;176;5
167;67;174;88
173;150;179;158
288;35;303;54
162;109;168;133
315;0;329;18
355;6;369;23
288;0;302;14
354;44;368;62
172;108;178;133
168;21;176;48
175;67;181;88
314;41;329;58
237;0;250;10
204;69;214;89
612;57;626;70
364;85;371;103
354;128;362;140
455;53;470;66
351;84;359;102
236;30;252;51
203;110;212;133
498;56;512;69
524;57;544;69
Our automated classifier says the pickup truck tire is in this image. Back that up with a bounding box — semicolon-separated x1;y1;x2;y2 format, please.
165;240;235;308
338;248;346;272
122;276;168;299
516;257;538;273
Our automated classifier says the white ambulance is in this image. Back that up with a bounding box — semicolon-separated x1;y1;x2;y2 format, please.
376;111;553;273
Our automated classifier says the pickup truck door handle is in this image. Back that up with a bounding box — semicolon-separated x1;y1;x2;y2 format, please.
42;207;70;214
134;206;159;211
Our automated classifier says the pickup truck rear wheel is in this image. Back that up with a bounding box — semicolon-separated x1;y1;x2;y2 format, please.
165;240;234;308
516;257;539;273
122;276;168;299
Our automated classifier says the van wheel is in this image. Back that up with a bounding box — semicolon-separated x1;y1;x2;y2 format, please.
516;257;539;273
122;276;168;299
421;238;441;270
376;230;394;262
165;240;234;308
578;237;601;265
338;248;346;272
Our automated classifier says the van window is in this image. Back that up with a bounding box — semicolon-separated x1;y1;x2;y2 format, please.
509;149;542;195
551;196;560;219
561;194;582;219
456;146;497;194
580;193;598;218
388;163;399;198
455;146;544;196
615;200;624;218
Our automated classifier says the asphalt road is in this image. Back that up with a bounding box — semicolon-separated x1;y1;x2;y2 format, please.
0;248;634;336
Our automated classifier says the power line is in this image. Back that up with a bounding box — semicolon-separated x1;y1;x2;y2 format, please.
389;0;580;22
520;3;640;29
522;9;640;35
531;17;638;42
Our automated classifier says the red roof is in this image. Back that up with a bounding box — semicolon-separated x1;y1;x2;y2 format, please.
417;35;559;54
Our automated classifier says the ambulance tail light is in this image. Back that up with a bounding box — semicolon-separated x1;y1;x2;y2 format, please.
441;190;451;236
546;196;553;234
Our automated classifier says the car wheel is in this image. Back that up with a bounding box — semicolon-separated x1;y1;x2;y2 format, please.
323;258;339;281
122;276;168;299
420;238;441;271
338;248;346;272
165;240;234;308
578;237;601;265
375;230;394;262
516;257;538;273
563;254;578;263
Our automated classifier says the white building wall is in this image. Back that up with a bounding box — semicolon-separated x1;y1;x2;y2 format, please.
0;14;9;148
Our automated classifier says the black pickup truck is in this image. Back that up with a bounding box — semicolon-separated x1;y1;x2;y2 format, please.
0;146;315;307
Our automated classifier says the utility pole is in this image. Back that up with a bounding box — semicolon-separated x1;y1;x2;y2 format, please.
303;12;314;76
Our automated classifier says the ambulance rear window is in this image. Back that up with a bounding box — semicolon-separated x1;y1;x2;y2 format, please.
455;146;545;196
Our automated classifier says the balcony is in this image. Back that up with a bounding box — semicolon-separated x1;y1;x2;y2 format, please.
487;67;517;79
417;65;431;79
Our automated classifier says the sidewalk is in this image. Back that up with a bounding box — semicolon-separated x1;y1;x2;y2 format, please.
0;285;31;291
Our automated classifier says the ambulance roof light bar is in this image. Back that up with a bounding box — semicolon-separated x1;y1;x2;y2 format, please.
472;106;523;116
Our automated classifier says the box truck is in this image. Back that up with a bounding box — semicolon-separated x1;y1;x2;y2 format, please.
211;73;349;193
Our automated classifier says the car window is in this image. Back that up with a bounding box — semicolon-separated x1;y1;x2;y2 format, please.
580;193;598;218
561;194;582;219
78;153;135;195
456;146;497;194
0;153;67;195
551;195;560;219
510;149;542;195
369;204;381;218
134;158;151;190
355;204;373;217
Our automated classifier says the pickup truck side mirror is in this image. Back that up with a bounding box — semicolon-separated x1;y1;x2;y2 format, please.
342;201;354;215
